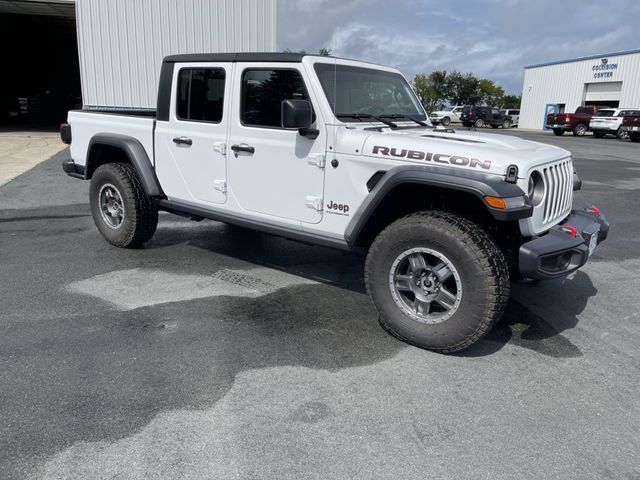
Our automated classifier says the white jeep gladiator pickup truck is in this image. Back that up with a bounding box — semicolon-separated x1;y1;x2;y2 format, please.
61;52;609;353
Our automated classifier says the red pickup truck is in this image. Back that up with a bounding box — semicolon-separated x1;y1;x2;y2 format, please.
621;115;640;142
546;106;607;137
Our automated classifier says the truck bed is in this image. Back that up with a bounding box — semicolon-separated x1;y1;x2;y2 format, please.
68;109;156;170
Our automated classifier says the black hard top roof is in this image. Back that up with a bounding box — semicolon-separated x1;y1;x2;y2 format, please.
163;52;312;63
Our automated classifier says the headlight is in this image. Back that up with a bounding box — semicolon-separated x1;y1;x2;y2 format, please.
528;171;545;206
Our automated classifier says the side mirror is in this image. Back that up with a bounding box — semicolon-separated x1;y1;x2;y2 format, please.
281;99;319;139
281;99;312;129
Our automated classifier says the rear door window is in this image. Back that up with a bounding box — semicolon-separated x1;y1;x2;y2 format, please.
177;68;226;122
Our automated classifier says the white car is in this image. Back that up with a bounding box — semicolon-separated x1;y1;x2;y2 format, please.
429;106;464;126
501;109;520;127
589;108;640;139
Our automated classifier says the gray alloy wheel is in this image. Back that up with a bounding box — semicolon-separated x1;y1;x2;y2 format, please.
502;119;512;129
617;128;629;140
474;118;485;128
574;123;587;136
441;116;451;126
99;183;125;229
389;247;462;325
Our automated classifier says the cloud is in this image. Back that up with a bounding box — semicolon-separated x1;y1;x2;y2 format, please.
277;0;640;94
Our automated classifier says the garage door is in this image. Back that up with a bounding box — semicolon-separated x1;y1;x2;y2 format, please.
584;82;622;102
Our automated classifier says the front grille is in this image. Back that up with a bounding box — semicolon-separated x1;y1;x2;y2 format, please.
541;159;573;224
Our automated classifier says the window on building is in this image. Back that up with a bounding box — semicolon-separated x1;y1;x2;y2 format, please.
241;69;311;128
177;68;225;122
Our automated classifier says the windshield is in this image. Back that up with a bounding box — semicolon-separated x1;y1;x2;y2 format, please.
595;110;615;117
314;63;426;121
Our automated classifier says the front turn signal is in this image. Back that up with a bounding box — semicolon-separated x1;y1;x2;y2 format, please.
484;196;507;209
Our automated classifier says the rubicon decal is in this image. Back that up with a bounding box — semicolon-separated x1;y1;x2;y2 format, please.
326;200;350;216
372;145;492;170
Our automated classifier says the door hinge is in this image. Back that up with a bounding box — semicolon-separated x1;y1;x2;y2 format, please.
307;154;325;169
305;196;323;211
213;142;226;155
214;180;227;194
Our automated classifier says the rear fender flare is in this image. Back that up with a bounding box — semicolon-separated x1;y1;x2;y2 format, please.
86;133;163;197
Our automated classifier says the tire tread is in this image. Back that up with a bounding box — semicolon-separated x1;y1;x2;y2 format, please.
365;211;510;353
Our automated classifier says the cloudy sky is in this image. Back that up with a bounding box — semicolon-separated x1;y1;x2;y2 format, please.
277;0;640;94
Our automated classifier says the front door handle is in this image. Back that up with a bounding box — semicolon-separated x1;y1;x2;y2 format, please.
230;144;255;154
173;136;193;146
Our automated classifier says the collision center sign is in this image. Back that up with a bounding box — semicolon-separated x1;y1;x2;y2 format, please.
592;58;618;79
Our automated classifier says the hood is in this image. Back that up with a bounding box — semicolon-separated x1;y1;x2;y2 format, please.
335;125;570;178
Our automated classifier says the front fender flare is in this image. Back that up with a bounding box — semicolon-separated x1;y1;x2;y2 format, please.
344;165;531;246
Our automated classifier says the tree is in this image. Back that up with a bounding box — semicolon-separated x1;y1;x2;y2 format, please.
478;78;504;107
447;71;482;106
500;94;522;109
411;71;448;113
282;48;332;56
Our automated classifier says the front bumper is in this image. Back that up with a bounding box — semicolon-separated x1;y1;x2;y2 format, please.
62;159;85;179
519;206;609;280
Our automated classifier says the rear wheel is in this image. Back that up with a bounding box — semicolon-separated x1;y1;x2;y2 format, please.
573;123;587;136
552;129;565;136
474;118;485;128
365;212;510;353
89;163;158;248
617;128;629;140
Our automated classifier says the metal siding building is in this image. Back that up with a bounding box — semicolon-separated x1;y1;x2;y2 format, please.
520;49;640;130
75;0;277;110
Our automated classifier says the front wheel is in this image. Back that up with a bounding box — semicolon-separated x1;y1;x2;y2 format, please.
617;128;629;140
365;212;510;353
441;116;451;126
502;119;512;129
89;163;158;248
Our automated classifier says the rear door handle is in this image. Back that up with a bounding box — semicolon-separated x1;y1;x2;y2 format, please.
173;136;193;146
230;144;255;154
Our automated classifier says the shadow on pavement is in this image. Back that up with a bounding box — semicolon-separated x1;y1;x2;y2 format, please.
460;271;597;358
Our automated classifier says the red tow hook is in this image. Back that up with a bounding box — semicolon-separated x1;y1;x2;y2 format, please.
588;205;601;217
562;226;577;238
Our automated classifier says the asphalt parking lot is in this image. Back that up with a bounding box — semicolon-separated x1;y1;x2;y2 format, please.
1;129;639;479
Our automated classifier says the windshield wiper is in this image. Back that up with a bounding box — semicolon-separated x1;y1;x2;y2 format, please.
379;114;430;127
336;113;397;129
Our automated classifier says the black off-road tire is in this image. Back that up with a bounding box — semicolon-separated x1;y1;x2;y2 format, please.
89;163;158;248
552;129;565;136
365;211;510;353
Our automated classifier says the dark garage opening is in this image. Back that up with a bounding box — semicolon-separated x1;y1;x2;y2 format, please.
0;6;81;128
